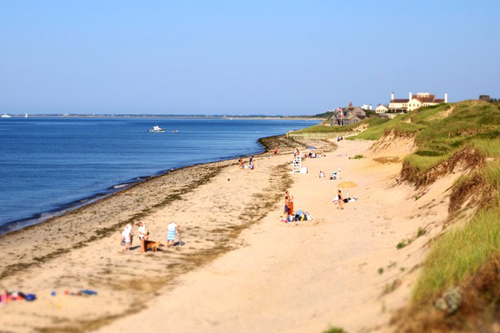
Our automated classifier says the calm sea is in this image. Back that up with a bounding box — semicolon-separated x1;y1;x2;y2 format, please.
0;117;317;233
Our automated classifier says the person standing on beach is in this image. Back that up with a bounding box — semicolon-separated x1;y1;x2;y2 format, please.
138;222;148;253
287;192;294;216
121;222;133;252
284;191;291;217
249;156;254;169
337;189;344;210
167;222;180;247
239;157;243;169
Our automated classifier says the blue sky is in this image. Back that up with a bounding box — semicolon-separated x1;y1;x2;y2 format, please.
0;0;499;115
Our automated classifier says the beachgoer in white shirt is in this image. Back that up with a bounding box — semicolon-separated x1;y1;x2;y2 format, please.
121;222;133;251
167;222;180;247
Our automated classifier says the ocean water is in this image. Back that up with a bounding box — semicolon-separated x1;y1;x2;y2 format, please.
0;117;317;233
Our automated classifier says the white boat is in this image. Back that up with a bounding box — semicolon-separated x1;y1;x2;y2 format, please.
171;130;178;133
148;125;166;133
1;114;12;118
25;113;28;118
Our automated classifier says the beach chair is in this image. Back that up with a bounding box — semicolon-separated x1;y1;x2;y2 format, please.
292;156;301;173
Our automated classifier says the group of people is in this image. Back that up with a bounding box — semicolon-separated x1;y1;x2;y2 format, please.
121;221;181;252
319;168;342;180
294;147;325;160
239;155;255;170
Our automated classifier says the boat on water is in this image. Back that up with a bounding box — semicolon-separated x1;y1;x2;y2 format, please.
171;130;179;133
25;113;28;118
1;114;12;118
148;125;166;133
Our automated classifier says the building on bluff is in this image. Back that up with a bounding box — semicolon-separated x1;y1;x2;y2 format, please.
389;92;448;112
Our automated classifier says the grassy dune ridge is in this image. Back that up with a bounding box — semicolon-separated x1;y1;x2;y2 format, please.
353;101;500;172
353;101;500;329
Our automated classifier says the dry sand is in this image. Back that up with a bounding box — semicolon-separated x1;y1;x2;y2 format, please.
0;136;459;332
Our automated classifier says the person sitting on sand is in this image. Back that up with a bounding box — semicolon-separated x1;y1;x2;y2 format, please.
121;222;133;251
274;148;278;155
167;222;180;247
319;171;325;178
138;222;148;253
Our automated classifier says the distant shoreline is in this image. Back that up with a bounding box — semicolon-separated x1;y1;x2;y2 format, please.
2;115;322;120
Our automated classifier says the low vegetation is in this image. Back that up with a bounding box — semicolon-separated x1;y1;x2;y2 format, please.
396;239;411;249
293;123;356;133
323;327;347;333
413;208;500;303
369;100;500;330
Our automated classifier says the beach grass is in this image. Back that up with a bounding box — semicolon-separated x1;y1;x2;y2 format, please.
403;154;451;172
484;161;500;191
350;116;421;140
294;124;356;133
413;208;500;304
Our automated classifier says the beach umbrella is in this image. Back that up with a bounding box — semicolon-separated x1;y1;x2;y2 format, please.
306;146;316;150
337;181;357;189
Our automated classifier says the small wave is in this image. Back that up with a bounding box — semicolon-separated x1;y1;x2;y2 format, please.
113;184;128;189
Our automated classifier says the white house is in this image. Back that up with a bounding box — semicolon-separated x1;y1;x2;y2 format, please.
389;92;448;112
375;104;389;114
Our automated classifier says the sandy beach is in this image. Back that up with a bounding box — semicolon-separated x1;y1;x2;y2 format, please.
0;135;457;332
